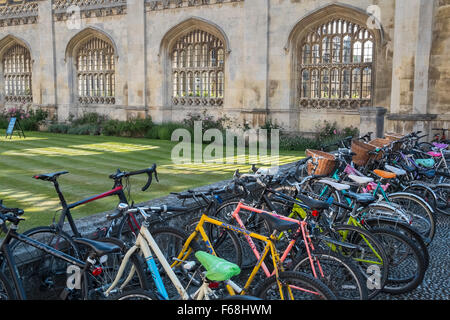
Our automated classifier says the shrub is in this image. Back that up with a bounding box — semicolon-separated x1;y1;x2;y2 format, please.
279;135;321;151
0;106;49;131
67;124;100;136
72;112;108;127
48;123;70;134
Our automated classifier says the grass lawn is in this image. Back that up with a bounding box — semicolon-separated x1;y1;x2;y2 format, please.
0;130;305;231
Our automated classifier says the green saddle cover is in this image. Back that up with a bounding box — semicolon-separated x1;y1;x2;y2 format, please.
415;158;435;168
195;251;241;281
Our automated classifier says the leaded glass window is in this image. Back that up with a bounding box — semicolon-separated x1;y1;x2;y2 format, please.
299;19;374;109
76;37;115;104
171;30;224;106
3;44;32;103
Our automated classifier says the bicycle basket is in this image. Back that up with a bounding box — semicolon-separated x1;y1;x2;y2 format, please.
368;138;391;160
305;149;336;176
351;140;375;167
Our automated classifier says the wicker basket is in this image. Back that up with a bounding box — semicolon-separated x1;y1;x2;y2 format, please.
351;140;376;166
306;149;336;175
385;133;404;141
385;133;404;151
368;138;391;160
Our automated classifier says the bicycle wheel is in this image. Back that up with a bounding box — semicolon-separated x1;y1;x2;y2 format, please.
150;226;204;300
433;184;450;216
116;211;145;247
81;237;149;300
2;226;80;300
111;289;159;300
253;271;337;300
369;227;426;294
403;184;437;214
0;271;15;300
290;250;368;300
364;219;430;272
387;192;436;244
320;224;389;299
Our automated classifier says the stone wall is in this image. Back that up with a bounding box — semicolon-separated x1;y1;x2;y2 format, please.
0;0;448;136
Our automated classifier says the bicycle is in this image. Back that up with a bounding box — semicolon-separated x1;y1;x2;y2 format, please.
2;165;159;299
104;203;335;300
0;202;147;300
160;201;337;300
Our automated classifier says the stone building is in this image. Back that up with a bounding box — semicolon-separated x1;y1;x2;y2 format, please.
0;0;448;137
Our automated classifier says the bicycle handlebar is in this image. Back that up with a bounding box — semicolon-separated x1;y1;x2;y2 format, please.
109;164;158;191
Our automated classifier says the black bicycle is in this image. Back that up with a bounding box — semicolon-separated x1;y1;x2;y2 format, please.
1;165;158;299
0;202;148;300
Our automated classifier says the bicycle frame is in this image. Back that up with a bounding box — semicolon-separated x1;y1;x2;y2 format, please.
174;212;323;299
105;209;224;300
60;185;127;238
0;224;87;300
230;202;324;279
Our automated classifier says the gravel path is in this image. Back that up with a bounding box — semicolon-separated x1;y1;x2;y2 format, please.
376;213;450;300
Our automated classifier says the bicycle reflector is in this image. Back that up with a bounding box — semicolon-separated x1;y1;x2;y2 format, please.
208;282;219;289
311;210;320;217
92;267;103;276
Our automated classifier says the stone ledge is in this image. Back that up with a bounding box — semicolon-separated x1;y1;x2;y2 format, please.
387;113;438;121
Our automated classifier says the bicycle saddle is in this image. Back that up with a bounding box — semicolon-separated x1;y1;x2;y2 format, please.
345;191;376;205
318;179;351;191
33;171;69;181
433;143;448;149
385;164;407;176
195;251;241;282
296;193;330;211
258;211;300;232
348;174;374;185
373;170;396;179
427;151;442;158
73;238;121;257
415;158;435;168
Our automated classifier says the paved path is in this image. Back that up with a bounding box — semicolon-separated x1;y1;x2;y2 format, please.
376;213;449;300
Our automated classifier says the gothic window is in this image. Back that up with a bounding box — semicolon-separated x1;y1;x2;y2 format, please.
76;37;115;104
171;29;224;106
3;44;32;103
299;18;374;109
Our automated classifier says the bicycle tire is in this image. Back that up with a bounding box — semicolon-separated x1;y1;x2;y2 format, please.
253;271;337;300
2;226;80;300
403;184;437;215
116;211;145;248
320;224;389;299
149;226;204;300
0;270;15;300
81;237;150;300
111;289;159;300
221;295;263;300
364;219;430;271
387;192;436;244
369;227;426;294
432;184;450;216
290;249;369;300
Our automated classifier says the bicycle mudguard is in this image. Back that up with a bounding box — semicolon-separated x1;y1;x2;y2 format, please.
195;251;241;282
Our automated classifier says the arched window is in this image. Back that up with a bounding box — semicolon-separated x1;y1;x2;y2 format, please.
3;44;32;103
171;29;225;106
76;37;115;104
299;18;374;109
